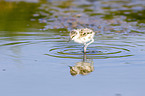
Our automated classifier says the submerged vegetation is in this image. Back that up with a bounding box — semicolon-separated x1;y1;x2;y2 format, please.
1;0;145;35
0;0;45;33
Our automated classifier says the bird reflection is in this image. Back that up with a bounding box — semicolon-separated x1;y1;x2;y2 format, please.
69;53;94;76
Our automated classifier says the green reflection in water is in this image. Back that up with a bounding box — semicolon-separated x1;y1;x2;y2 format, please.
56;0;74;9
0;0;46;35
101;0;145;23
114;9;145;23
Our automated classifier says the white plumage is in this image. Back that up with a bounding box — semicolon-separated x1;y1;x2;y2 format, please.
70;28;95;53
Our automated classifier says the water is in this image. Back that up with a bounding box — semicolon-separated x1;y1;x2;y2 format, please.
0;0;145;96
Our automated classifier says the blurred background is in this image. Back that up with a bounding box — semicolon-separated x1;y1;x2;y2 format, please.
0;0;145;96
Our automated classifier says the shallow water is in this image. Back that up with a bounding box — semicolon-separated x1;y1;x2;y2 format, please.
0;0;145;96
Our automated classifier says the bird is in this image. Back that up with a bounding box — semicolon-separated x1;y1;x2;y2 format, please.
70;28;95;53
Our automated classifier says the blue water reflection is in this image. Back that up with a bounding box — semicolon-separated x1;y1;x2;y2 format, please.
0;0;145;96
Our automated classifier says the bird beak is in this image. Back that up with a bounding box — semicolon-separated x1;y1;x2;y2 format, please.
69;66;72;69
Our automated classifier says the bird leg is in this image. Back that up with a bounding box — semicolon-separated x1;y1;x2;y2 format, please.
83;39;94;53
83;52;87;62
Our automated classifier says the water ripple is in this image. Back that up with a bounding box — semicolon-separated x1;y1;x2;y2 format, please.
0;41;30;46
45;44;133;59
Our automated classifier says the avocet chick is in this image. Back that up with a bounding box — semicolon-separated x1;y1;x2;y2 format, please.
70;28;95;53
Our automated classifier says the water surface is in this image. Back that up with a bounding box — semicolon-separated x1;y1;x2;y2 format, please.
0;0;145;96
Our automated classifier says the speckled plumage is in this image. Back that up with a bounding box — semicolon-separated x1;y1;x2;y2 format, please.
70;28;95;52
70;28;94;43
